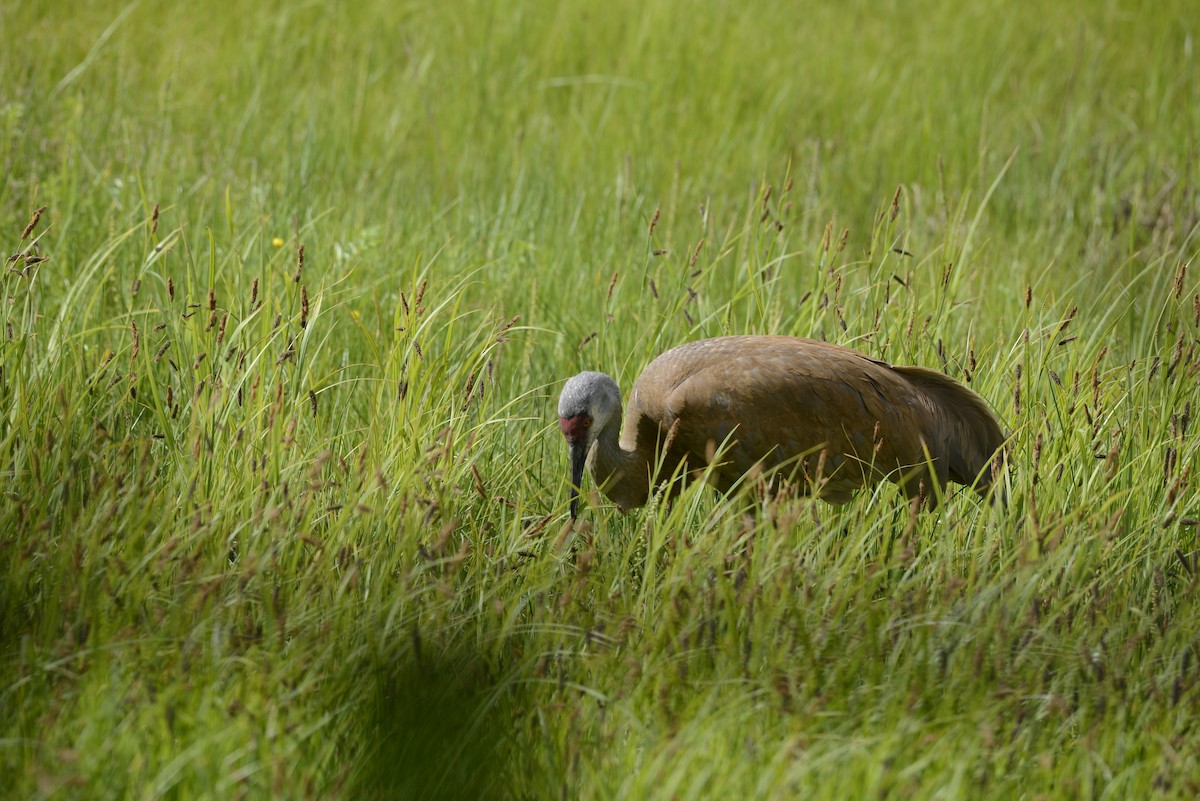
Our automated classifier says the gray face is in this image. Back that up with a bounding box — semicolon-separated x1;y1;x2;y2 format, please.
558;371;622;519
558;371;622;427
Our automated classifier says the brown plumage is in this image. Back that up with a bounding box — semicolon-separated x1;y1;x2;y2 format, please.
557;335;1005;517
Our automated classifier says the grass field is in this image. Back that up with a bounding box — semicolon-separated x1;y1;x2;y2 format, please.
2;0;1199;798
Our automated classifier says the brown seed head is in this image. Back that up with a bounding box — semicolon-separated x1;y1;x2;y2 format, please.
294;244;305;283
21;207;46;241
462;371;477;410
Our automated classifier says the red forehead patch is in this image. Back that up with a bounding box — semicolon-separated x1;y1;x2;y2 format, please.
559;415;590;442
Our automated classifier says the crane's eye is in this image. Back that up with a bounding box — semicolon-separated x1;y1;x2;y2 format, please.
582;418;591;428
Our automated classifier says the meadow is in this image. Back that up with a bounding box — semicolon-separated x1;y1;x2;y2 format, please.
2;0;1199;797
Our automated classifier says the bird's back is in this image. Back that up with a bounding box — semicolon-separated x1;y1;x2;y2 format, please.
623;336;1003;502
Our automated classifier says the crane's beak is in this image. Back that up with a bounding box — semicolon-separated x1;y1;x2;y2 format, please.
568;440;586;520
559;414;590;520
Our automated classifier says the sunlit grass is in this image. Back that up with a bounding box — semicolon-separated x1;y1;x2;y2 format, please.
2;0;1199;798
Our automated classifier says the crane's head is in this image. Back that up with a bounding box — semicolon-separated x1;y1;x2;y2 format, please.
557;371;622;519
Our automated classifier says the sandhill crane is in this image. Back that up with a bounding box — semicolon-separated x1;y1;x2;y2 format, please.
557;335;1005;518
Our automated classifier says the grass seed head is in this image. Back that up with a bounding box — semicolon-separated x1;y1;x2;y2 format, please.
21;206;46;240
300;286;309;328
294;244;305;282
462;371;477;410
498;314;520;341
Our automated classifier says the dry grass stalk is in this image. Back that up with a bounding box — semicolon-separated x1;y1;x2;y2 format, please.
471;464;487;500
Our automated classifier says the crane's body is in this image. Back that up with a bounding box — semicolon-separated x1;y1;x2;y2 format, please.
557;336;1005;517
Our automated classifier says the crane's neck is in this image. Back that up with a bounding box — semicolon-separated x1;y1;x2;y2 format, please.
587;417;650;512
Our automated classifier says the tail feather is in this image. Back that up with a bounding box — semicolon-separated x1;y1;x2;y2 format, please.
892;366;1006;495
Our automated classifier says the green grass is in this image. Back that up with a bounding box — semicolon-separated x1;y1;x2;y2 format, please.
2;0;1199;797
